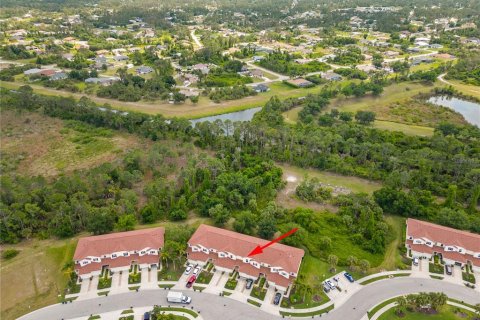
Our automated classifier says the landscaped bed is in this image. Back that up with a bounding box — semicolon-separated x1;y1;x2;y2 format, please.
224;278;238;290
280;285;330;309
377;304;475;320
250;277;267;300
429;263;445;275
196;271;213;285
247;299;261;307
128;265;141;284
462;271;476;284
158;263;183;281
97;268;112;290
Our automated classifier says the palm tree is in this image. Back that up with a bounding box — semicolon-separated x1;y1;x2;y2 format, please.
160;248;171;269
395;296;407;315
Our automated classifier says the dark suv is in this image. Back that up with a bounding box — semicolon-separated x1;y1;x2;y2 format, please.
273;292;282;305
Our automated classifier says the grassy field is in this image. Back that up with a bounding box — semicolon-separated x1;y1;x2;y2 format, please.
378;305;475;320
371;216;410;273
0;238;77;320
373;121;434;137
0;110;142;176
442;79;480;99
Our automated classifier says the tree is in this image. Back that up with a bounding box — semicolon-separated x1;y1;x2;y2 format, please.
359;259;370;274
208;204;230;226
190;95;199;103
233;211;256;235
115;214;136;231
87;208;115;235
327;254;338;272
257;214;277;239
355;111;376;125
347;255;358;271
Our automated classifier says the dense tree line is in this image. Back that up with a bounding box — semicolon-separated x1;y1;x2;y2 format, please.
1;86;479;245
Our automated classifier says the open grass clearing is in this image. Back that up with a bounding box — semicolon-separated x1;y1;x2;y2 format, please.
279;304;334;317
373;120;434;137
371;215;411;273
278;163;382;194
0;110;142;177
440;79;480;100
0;238;77;320
326;82;439;114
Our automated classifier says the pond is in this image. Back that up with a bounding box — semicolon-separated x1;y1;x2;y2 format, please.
428;96;480;127
190;107;262;125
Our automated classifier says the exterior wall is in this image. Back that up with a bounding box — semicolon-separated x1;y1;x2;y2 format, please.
410;249;432;260
79;270;101;280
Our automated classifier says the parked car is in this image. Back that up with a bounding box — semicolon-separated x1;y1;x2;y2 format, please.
326;280;336;290
323;283;331;293
192;266;200;276
333;276;340;282
273;292;282;305
413;257;419;266
344;272;354;283
143;312;150;320
246;278;254;289
186;275;197;288
445;265;452;275
185;264;193;275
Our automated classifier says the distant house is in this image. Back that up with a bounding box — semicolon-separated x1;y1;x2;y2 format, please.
429;43;443;49
294;58;312;64
384;50;400;58
39;69;56;77
136;66;154;75
62;53;74;61
321;72;342;81
50;72;68;81
286;78;314;88
250;69;264;78
252;55;264;62
113;55;129;62
23;68;42;75
179;89;200;97
184;73;199;84
85;77;119;86
192;63;210;74
254;84;269;93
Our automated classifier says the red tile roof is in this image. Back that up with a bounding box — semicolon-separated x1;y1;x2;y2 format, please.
407;219;480;252
74;228;165;260
187;249;291;288
188;224;304;274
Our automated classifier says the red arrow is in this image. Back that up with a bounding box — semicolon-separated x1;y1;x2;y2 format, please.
247;228;299;257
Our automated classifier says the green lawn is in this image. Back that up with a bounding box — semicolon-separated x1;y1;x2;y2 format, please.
359;273;410;285
279;304;334;317
462;272;476;284
378;305;475;320
195;271;213;284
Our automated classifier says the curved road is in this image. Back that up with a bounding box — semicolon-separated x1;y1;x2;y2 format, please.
19;277;479;320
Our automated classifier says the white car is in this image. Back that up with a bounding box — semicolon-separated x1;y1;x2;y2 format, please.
413;257;419;266
184;265;193;275
326;280;336;290
192;266;200;276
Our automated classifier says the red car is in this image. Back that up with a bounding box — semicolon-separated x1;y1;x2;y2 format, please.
186;275;197;288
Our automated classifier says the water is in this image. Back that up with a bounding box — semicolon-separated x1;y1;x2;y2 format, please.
428;96;480;127
190;107;262;125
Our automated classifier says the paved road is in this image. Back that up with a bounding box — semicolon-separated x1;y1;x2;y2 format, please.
19;277;479;320
322;277;479;320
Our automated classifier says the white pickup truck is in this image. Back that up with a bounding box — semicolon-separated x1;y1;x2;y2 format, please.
167;291;192;304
